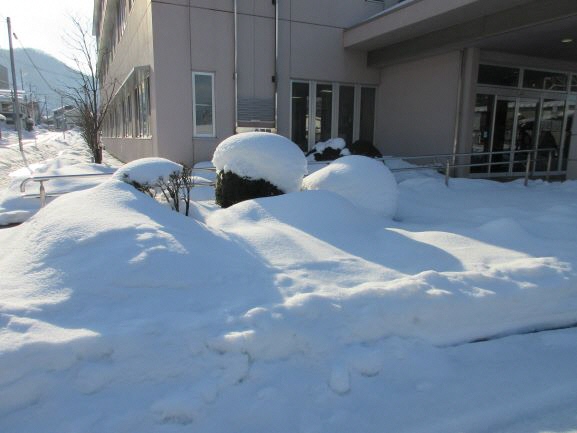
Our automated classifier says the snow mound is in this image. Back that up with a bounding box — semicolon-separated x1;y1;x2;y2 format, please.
212;132;307;193
112;158;182;185
302;155;398;217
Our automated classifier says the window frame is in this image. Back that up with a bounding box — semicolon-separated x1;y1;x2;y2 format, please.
192;71;216;138
290;80;377;151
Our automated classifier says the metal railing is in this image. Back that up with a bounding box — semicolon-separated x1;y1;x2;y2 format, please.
18;148;559;209
308;148;558;187
20;173;115;208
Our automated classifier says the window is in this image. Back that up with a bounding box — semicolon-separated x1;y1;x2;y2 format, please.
192;72;215;137
572;75;577;93
315;83;332;143
133;74;151;137
478;65;520;87
338;85;355;145
291;82;310;152
291;81;377;151
523;69;568;92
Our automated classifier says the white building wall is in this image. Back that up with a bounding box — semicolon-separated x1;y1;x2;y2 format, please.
102;0;155;162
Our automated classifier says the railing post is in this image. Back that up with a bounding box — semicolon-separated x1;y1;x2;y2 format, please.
546;151;553;182
39;180;46;208
445;158;450;187
524;152;532;187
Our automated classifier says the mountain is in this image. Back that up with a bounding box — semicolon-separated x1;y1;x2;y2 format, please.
0;48;81;115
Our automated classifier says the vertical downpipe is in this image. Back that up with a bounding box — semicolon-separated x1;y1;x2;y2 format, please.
234;0;238;133
274;0;279;132
451;49;465;174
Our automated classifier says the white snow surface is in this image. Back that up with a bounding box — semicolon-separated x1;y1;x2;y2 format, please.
0;127;121;225
212;132;307;192
303;155;398;217
113;157;182;185
1;129;577;432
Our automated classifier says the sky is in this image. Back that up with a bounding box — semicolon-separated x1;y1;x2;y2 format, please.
0;0;94;69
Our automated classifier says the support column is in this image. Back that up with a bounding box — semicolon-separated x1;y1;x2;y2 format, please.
566;126;577;180
454;47;480;177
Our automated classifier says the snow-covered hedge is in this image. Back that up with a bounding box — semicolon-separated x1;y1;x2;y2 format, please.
212;132;307;207
302;155;398;217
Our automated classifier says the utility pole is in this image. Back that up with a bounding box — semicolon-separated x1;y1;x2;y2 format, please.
6;17;26;164
29;84;35;123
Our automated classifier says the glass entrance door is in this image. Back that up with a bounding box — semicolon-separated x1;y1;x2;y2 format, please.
513;98;540;172
491;98;516;173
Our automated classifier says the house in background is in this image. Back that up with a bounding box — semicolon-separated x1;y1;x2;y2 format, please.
53;105;82;130
0;65;9;90
0;89;27;125
94;0;577;179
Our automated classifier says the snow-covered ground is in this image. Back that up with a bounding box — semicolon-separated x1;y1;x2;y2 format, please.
1;129;577;432
0;126;121;225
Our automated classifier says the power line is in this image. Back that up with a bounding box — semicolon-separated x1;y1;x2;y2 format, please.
12;36;66;96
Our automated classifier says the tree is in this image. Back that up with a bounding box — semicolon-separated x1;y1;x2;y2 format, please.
63;17;115;164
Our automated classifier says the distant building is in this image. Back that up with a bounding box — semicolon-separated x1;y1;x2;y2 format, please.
0;89;27;124
0;65;9;90
94;0;577;179
53;105;81;130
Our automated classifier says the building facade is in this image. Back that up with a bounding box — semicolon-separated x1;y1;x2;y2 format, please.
94;0;577;179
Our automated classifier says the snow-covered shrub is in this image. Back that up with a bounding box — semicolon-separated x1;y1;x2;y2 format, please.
113;157;183;193
306;138;382;161
215;171;283;208
113;157;197;215
212;132;307;208
348;139;382;158
306;138;349;161
302;155;398;217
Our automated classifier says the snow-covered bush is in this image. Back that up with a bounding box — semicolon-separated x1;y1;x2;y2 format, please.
212;132;307;208
306;138;382;161
113;157;183;192
302;155;398;217
113;157;196;215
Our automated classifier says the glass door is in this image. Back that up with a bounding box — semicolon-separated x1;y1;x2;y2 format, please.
490;97;517;173
512;98;540;173
471;94;494;173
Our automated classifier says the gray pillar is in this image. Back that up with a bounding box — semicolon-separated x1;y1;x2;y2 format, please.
454;47;480;177
566;129;577;180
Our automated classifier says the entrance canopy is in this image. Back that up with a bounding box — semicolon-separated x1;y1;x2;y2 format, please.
344;0;577;67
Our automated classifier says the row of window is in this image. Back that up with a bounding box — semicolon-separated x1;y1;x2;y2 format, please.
102;72;151;138
99;0;134;84
478;64;577;93
103;73;379;150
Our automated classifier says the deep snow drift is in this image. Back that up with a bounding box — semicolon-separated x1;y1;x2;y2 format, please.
1;130;577;433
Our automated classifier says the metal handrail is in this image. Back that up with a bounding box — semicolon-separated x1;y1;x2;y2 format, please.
17;148;559;211
20;172;115;207
306;147;558;187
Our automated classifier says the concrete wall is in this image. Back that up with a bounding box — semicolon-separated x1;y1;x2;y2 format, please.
374;50;461;157
101;0;155;162
151;1;194;164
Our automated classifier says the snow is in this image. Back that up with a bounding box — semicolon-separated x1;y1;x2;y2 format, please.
0;126;120;225
212;132;307;192
113;157;182;185
302;155;398;217
1;128;577;432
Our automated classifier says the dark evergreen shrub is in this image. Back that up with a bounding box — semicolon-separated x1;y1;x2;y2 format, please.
348;140;383;158
215;170;284;208
306;146;343;161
